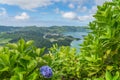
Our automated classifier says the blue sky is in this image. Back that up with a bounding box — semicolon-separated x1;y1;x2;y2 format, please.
0;0;112;27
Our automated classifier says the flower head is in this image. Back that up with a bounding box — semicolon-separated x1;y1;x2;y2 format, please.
40;66;53;78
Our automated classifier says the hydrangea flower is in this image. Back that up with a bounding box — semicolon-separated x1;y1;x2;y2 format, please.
40;66;53;78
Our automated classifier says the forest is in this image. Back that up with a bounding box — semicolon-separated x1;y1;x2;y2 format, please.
0;26;87;52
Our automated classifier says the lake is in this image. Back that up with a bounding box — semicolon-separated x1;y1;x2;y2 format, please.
63;32;88;52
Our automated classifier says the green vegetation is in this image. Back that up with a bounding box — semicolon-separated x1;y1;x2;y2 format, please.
0;38;11;45
0;0;120;79
0;26;20;32
0;25;87;33
0;26;86;52
0;39;46;80
79;0;120;79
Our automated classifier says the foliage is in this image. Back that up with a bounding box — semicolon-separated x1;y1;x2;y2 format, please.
48;45;81;79
1;0;120;80
0;39;50;80
79;0;120;79
43;0;120;79
0;26;20;32
0;26;82;52
40;0;120;79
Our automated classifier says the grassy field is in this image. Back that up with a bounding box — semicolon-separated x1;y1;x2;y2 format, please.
0;38;11;45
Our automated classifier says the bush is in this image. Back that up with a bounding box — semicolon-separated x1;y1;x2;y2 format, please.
48;45;81;79
0;39;51;80
49;0;120;79
80;0;120;79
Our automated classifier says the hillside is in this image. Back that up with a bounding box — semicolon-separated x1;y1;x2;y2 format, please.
0;26;20;32
0;26;87;52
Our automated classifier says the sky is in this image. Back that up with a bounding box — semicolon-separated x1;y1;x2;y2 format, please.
0;0;112;27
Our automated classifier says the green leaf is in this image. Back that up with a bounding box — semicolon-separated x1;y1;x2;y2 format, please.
18;39;25;53
0;67;9;72
27;60;37;70
105;70;112;80
10;73;23;80
27;71;38;80
25;40;34;48
106;66;113;71
0;54;10;66
35;48;42;56
6;43;18;49
93;77;104;80
10;53;19;67
113;71;119;80
13;67;26;74
10;75;19;80
18;73;24;80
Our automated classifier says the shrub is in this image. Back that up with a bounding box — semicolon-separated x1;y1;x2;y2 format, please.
48;45;81;79
0;39;51;80
80;0;120;79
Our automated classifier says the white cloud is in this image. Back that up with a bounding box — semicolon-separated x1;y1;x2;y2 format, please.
89;0;112;14
77;6;88;12
0;8;7;16
78;15;93;21
0;0;113;26
15;12;30;20
0;0;112;11
68;3;75;9
62;12;77;20
62;11;93;21
60;0;112;22
89;6;97;14
0;0;89;10
0;0;52;10
62;0;87;5
66;0;112;6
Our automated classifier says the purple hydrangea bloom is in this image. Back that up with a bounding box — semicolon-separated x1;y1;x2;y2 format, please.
40;66;53;78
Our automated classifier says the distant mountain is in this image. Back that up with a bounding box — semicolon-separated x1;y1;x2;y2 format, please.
0;25;88;52
48;26;88;33
0;26;20;32
0;25;88;33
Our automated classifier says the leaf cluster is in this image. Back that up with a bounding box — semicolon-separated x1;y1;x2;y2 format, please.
0;39;47;80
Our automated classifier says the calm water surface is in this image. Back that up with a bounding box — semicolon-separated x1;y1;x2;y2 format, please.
63;32;88;52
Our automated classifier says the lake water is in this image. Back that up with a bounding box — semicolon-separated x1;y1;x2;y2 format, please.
63;32;88;52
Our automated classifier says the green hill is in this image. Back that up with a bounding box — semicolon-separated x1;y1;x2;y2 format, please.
0;26;87;52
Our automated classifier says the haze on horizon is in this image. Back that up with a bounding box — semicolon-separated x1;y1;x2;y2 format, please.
0;0;112;27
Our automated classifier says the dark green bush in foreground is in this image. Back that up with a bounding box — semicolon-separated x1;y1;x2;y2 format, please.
0;39;47;80
0;0;120;80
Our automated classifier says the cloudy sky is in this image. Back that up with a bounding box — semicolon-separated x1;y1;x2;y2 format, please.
0;0;112;27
